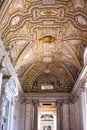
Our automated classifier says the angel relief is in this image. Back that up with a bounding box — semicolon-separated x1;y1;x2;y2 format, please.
57;80;62;89
43;126;51;130
32;81;38;90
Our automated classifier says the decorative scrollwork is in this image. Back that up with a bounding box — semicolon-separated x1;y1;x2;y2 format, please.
0;0;87;93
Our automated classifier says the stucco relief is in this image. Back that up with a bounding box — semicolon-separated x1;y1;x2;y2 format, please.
0;0;87;92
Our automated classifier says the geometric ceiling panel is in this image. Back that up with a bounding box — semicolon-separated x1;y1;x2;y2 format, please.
0;0;87;92
20;62;75;92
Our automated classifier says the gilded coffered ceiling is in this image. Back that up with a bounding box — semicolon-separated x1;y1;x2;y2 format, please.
0;0;87;92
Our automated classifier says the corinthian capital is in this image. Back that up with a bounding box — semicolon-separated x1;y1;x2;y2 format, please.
32;99;39;106
56;99;63;108
25;99;32;104
69;95;79;103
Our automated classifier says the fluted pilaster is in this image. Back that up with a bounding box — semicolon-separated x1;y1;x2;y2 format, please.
56;99;63;130
25;99;33;130
32;99;39;130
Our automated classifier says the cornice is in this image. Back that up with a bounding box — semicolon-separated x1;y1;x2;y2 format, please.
23;92;70;102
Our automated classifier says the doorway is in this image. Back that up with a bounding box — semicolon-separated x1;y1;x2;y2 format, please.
38;102;57;130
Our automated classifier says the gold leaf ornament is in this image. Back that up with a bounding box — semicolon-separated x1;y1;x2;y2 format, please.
27;23;33;28
24;2;31;10
39;36;56;43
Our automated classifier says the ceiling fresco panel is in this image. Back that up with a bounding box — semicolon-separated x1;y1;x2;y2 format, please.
0;0;87;92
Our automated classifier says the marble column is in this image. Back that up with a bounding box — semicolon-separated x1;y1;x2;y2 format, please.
0;72;3;94
80;82;87;130
0;95;10;130
74;98;81;130
25;99;33;130
15;96;21;130
0;72;4;129
56;99;63;130
72;84;87;130
62;100;70;130
0;94;5;130
69;97;76;130
19;97;26;130
32;99;39;130
85;82;87;130
8;98;14;130
11;96;21;130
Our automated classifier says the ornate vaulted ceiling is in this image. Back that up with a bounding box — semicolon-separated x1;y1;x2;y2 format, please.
0;0;87;92
0;0;4;8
